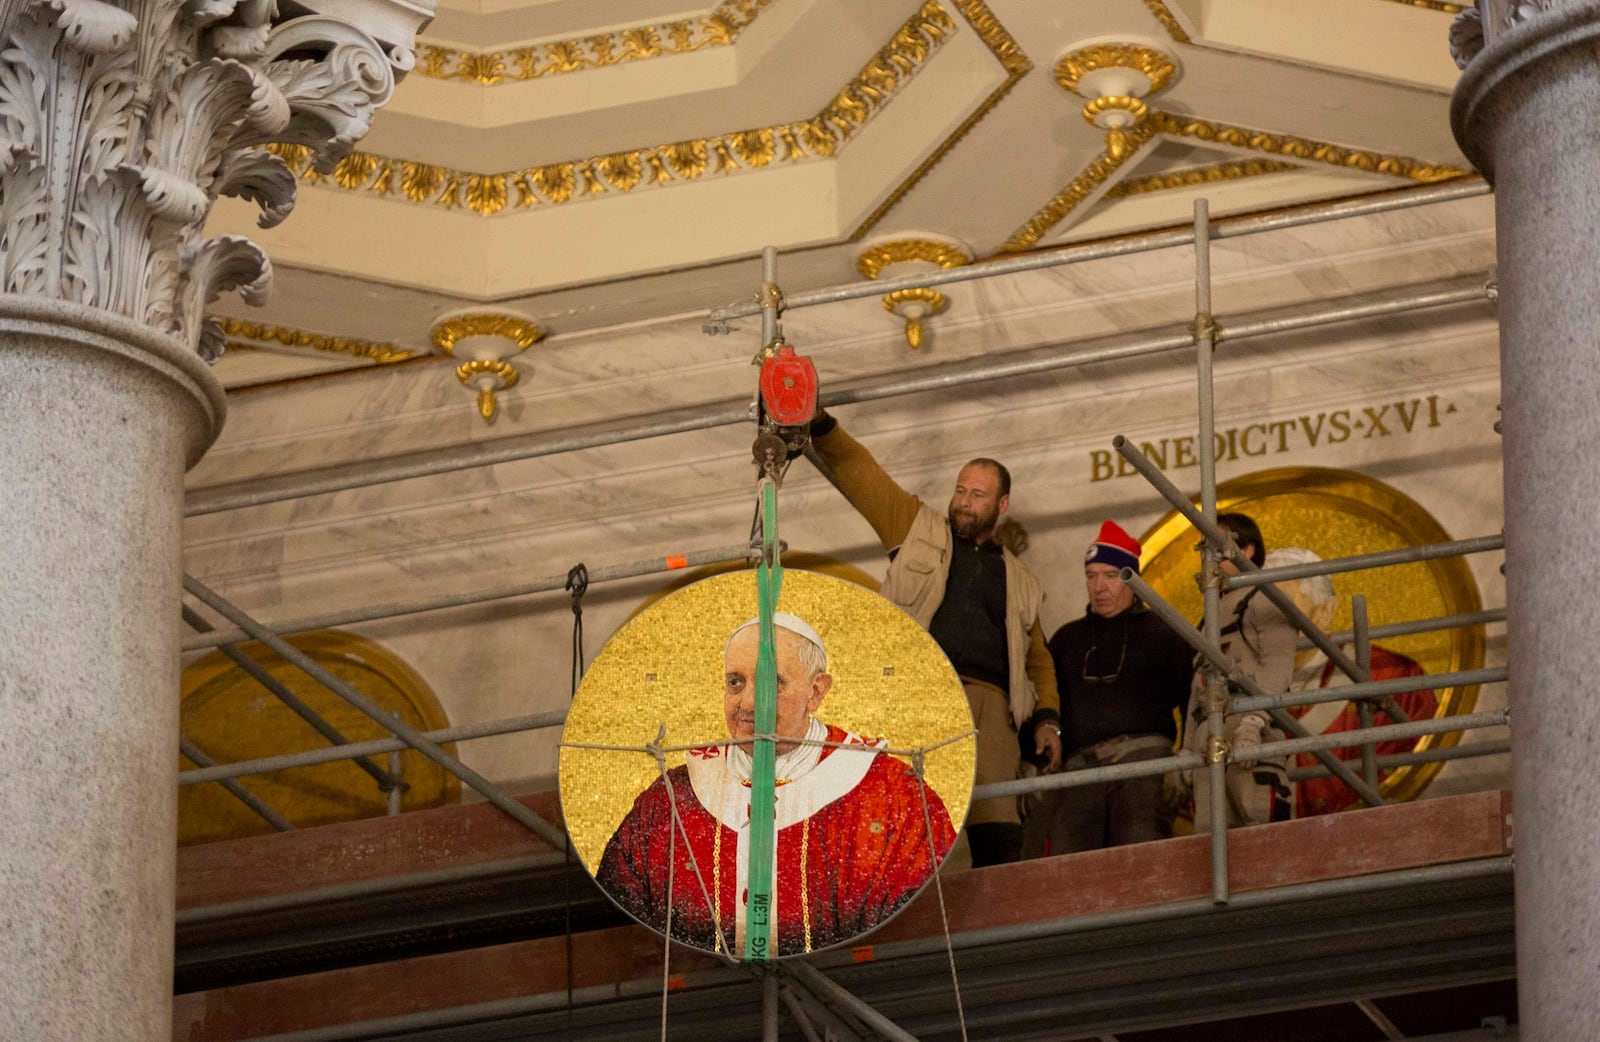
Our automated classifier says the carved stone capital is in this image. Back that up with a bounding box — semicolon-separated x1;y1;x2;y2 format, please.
1451;0;1600;181
0;0;433;363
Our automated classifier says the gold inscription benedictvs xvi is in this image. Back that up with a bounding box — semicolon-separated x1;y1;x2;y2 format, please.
1089;395;1458;483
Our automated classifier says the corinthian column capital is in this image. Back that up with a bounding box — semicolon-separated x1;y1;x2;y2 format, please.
1450;0;1600;181
0;0;433;359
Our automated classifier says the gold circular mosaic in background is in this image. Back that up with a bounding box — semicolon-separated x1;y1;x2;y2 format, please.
1139;466;1486;803
179;630;458;844
559;569;976;873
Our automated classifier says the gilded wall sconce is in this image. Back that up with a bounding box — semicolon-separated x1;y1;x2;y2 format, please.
429;309;545;423
855;238;972;349
1054;42;1180;157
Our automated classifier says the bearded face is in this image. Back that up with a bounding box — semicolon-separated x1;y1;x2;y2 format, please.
947;463;1007;542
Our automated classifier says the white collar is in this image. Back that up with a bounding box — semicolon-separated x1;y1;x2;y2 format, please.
685;718;885;832
724;716;828;784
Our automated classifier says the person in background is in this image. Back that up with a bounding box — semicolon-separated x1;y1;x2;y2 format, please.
1184;512;1296;828
1025;520;1195;856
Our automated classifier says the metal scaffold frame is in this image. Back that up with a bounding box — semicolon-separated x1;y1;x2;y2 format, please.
180;181;1510;1042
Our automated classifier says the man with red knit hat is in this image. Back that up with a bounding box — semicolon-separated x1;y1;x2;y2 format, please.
1023;520;1196;855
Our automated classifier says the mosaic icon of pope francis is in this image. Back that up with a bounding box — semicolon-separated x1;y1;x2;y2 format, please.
594;612;956;957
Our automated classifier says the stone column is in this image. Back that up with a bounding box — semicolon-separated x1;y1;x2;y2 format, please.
1452;3;1600;1037
0;0;432;1035
0;302;223;1041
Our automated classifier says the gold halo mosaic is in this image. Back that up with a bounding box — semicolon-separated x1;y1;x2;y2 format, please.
559;569;975;957
1138;466;1487;806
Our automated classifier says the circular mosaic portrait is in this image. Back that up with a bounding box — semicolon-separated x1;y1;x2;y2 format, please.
559;569;975;958
1139;466;1486;811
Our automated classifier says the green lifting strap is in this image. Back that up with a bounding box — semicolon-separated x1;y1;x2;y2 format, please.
744;478;782;961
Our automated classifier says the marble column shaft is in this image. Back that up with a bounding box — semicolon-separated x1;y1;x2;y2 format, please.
1453;4;1600;1036
0;299;223;1040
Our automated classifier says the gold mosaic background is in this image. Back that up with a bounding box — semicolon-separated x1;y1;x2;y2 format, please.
1139;466;1486;802
178;631;459;844
559;570;976;872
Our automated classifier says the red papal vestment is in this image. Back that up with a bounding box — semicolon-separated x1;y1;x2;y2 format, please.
1289;644;1439;816
595;721;956;956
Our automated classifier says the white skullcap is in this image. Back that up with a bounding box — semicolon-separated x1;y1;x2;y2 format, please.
728;612;826;659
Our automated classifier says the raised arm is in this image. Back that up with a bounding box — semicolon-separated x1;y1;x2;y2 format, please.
809;413;923;552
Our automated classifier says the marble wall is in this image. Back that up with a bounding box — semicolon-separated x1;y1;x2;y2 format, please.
181;193;1507;807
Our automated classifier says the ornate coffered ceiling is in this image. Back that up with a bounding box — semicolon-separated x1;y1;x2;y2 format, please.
204;0;1474;388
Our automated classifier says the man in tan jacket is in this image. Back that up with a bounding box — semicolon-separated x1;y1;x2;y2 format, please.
809;410;1061;866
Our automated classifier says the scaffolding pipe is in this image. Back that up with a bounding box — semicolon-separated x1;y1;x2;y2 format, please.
1192;198;1230;906
1226;535;1505;589
779;984;826;1042
174;726;1502;922
1354;595;1379;788
182;543;756;652
762;969;780;1042
1121;569;1386;807
386;746;403;816
973;690;1507;798
175;706;1485;816
1312;607;1507;648
176;850;570;925
1231;709;1509;764
1232;666;1506;715
181;605;399;788
183;575;569;850
785;962;923;1042
179;736;295;833
707;181;1490;321
184;273;1492;516
976;752;1202;801
178;742;1509;923
760;245;780;348
1114;438;1378;691
180;707;570;785
219;858;1512;1042
1288;738;1511;781
804;857;1510;970
230;961;757;1042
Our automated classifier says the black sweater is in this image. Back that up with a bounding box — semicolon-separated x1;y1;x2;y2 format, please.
1047;604;1195;752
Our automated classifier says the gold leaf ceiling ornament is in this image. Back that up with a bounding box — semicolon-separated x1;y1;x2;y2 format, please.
1001;119;1162;253
414;0;778;86
429;312;545;354
219;318;422;365
847;0;1033;240
430;310;545;424
596;152;645;192
1048;41;1179;202
1373;0;1464;11
466;174;508;216
273;0;958;216
1054;44;1178;96
1001;111;1473;252
1142;1;1192;44
456;359;520;422
1104;157;1300;198
856;237;972;349
1151;112;1474;181
855;239;973;280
